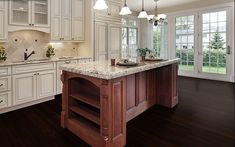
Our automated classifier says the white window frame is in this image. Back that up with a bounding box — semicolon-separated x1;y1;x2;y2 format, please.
121;16;140;58
166;2;234;82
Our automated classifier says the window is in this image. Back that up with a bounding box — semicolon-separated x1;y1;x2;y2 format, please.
175;15;195;71
153;21;168;58
121;18;138;59
201;11;227;74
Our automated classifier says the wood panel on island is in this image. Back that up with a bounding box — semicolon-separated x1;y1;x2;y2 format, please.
60;60;179;147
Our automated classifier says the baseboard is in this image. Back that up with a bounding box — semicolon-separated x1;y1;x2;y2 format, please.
0;96;55;114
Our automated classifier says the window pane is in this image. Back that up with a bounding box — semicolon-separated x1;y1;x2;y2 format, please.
175;15;195;71
153;21;168;58
129;19;137;27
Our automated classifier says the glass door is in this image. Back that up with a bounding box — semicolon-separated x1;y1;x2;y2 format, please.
199;9;231;76
32;0;49;26
10;0;30;25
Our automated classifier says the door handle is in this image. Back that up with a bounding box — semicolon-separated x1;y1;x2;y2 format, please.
226;45;231;55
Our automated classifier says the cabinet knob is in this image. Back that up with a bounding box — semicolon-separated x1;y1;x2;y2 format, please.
29;24;31;26
0;84;3;87
65;61;71;64
32;24;34;26
72;38;74;40
0;100;3;103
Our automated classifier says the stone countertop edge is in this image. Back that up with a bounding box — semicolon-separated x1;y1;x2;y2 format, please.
60;58;180;80
0;57;92;67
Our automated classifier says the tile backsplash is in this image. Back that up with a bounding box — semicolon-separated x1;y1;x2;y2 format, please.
2;30;79;61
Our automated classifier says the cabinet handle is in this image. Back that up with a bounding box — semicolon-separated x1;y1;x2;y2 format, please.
65;61;71;64
0;100;3;103
0;84;3;87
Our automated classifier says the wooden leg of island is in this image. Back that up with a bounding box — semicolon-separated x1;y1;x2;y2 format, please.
61;64;178;147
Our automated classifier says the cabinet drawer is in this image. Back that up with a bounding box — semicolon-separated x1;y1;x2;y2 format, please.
0;66;11;76
12;62;56;74
0;76;11;92
0;92;11;109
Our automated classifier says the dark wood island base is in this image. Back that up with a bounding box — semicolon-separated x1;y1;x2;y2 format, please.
61;64;178;147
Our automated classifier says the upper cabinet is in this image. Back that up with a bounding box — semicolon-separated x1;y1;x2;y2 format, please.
94;0;122;22
8;0;50;32
0;0;8;41
51;0;84;42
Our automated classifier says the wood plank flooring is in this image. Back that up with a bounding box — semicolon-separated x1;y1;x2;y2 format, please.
0;77;234;147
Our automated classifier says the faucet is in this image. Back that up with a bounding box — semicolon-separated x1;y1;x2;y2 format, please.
24;49;35;60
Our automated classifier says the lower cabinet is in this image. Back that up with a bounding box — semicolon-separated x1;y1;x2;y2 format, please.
0;92;11;109
13;70;56;105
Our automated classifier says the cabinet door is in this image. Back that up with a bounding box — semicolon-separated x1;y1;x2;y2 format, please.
61;0;71;40
9;0;31;25
13;73;36;105
95;22;108;61
51;0;61;40
32;0;50;27
108;23;121;59
71;0;84;41
37;70;56;99
0;9;7;41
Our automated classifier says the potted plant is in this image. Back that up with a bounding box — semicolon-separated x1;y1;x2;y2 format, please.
0;44;7;62
136;48;151;61
46;45;55;59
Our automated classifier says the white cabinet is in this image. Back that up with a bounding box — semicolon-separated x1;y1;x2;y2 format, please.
51;0;84;42
94;0;122;22
71;0;84;41
95;22;108;61
0;0;7;41
95;22;121;61
9;0;50;27
37;70;56;99
12;62;56;105
0;92;11;109
56;59;78;94
13;72;36;105
13;70;56;105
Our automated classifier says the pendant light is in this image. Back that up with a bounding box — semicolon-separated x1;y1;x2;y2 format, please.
138;0;148;18
119;0;132;15
93;0;108;10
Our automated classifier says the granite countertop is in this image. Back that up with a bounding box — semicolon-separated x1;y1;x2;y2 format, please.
0;57;92;67
60;58;180;80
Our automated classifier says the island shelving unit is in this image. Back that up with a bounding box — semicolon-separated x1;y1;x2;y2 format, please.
60;59;180;147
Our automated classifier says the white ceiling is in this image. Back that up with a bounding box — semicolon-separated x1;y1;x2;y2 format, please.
126;0;201;11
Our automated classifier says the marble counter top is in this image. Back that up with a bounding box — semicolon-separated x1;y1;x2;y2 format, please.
0;57;92;67
60;58;180;80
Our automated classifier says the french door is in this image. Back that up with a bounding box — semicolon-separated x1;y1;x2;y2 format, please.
198;8;232;81
175;7;233;81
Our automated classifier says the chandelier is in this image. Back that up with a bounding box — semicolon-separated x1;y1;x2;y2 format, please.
147;0;167;26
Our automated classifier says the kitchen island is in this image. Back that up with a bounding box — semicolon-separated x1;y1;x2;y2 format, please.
60;58;180;147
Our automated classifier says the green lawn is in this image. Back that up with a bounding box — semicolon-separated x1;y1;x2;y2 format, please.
179;65;226;74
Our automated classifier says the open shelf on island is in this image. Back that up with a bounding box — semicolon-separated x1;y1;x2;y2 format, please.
69;104;100;125
70;93;100;109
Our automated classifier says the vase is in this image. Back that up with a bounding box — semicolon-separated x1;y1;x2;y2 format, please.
141;56;145;62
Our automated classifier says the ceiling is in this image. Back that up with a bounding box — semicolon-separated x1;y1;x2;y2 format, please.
126;0;201;11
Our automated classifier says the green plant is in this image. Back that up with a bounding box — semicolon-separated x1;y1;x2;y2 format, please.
136;48;151;56
208;33;225;50
0;44;7;61
46;45;55;58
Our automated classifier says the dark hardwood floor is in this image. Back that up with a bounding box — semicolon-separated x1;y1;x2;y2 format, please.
0;77;234;147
